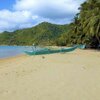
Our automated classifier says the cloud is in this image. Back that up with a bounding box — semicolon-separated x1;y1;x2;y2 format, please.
0;10;31;23
0;0;85;32
14;0;85;19
0;10;39;32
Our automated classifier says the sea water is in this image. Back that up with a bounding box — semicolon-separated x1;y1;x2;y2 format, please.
0;46;33;58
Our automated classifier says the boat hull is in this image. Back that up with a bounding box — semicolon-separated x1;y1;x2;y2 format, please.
24;46;78;55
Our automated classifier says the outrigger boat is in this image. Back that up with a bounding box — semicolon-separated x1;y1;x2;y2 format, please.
24;45;85;56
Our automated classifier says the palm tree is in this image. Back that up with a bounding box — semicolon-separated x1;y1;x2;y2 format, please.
79;0;100;47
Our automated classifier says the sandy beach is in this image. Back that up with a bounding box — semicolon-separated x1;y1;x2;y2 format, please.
0;49;100;100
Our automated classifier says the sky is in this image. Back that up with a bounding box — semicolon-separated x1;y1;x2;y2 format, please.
0;0;85;32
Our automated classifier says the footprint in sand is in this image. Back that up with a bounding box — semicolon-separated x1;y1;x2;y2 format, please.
5;73;8;75
82;66;86;70
15;71;18;73
5;90;9;93
0;90;9;94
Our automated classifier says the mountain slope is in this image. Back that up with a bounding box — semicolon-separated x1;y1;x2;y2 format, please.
0;22;70;45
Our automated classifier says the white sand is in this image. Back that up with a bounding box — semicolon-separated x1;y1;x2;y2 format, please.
0;49;100;100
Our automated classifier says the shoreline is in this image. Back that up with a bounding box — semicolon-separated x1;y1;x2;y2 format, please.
0;54;28;64
0;49;99;61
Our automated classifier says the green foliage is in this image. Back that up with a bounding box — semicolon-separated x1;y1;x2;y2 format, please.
75;0;100;48
0;22;70;46
58;0;100;48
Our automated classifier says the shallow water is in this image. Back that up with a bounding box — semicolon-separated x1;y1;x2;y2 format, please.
0;46;33;58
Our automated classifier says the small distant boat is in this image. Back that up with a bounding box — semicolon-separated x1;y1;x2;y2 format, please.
24;45;85;56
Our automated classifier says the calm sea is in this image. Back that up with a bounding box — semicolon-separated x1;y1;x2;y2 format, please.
0;46;33;58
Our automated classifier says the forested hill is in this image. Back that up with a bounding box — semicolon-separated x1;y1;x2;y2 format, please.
0;22;70;45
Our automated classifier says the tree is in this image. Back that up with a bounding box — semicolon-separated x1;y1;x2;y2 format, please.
79;0;100;47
